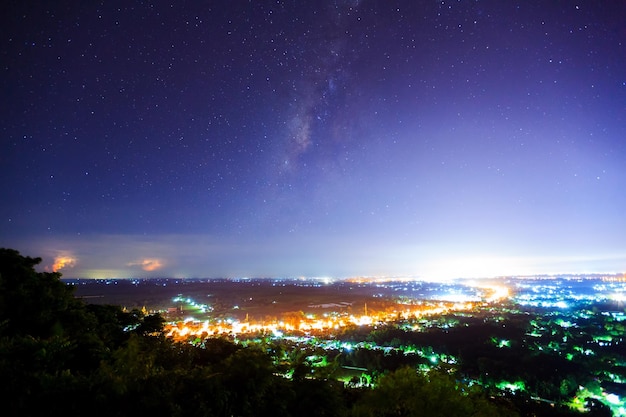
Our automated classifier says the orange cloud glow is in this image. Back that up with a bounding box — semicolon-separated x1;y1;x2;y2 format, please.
53;256;77;272
128;258;164;272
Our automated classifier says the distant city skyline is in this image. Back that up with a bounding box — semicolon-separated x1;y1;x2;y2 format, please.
2;2;625;279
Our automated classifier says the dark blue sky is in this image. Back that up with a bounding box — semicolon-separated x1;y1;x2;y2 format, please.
2;1;625;279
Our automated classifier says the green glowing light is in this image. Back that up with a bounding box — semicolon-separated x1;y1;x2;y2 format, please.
491;337;511;348
557;319;573;328
496;380;525;392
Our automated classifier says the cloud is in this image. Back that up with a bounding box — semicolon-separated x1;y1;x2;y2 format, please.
52;254;77;272
5;232;625;280
128;258;164;272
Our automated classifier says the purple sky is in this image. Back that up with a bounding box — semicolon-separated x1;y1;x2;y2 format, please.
2;1;625;279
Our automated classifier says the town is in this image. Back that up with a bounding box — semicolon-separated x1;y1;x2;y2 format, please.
69;274;626;416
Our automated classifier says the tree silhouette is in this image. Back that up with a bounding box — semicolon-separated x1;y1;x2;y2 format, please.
0;248;84;338
352;366;515;417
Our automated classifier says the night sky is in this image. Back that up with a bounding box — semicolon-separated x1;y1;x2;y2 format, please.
2;1;625;279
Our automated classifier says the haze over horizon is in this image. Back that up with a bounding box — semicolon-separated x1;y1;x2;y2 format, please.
2;1;625;280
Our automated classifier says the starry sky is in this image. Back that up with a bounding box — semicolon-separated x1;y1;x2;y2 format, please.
2;1;625;279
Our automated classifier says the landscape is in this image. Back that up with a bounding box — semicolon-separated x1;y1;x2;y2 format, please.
61;272;626;416
2;1;625;416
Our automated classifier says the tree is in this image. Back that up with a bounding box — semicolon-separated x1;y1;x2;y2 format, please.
352;366;515;417
0;248;85;338
0;249;176;416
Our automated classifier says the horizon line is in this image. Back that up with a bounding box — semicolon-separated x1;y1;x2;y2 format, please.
60;272;626;281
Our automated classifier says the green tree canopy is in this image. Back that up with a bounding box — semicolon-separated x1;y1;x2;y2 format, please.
352;366;516;417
